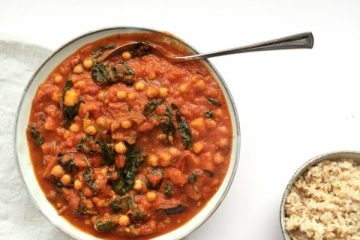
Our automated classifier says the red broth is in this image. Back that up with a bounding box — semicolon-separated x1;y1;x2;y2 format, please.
27;32;232;239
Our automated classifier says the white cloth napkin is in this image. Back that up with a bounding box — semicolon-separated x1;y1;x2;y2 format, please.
0;36;72;240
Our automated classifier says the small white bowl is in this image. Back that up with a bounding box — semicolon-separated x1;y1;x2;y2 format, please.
14;27;241;240
280;151;360;240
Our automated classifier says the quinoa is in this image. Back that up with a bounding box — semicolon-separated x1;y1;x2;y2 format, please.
285;160;360;240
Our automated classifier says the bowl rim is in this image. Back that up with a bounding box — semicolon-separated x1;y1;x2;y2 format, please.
14;26;241;240
279;150;360;240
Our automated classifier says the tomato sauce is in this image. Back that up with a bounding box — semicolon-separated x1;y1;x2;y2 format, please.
27;32;232;239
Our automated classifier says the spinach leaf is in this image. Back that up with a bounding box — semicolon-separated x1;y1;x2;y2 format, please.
171;103;193;149
91;63;113;85
131;41;152;57
188;172;198;185
164;182;173;198
111;145;144;195
170;103;181;122
77;137;114;166
203;169;215;177
77;202;87;216
92;44;115;58
207;97;221;107
57;152;77;173
63;78;72;92
109;195;134;213
97;140;115;166
165;204;187;215
63;102;82;129
83;168;96;191
29;123;44;145
62;79;81;128
122;196;147;223
146;168;164;190
109;199;122;213
91;62;134;85
204;110;214;118
76;136;98;155
178;116;193;149
129;207;147;223
143;98;163;116
159;105;176;144
95;220;116;232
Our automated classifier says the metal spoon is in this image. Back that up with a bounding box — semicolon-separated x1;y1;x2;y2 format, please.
98;32;314;63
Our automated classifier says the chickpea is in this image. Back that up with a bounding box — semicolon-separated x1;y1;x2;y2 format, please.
159;87;169;98
69;123;80;133
120;120;132;129
51;165;65;178
84;187;93;197
115;142;127;154
116;90;127;100
74;80;86;90
134;82;145;91
146;191;157;202
191;118;206;132
147;70;156;80
194;80;206;91
63;130;71;139
122;51;132;60
146;87;159;98
51;91;61;102
179;83;190;93
85;200;94;209
133;179;143;191
168;147;181;157
44;119;54;130
60;174;72;186
64;89;79;107
147;154;159;167
96;116;107;127
96;91;105;102
214;109;223;118
217;126;229;135
83;57;93;69
159;152;172;166
85;125;97;135
192;142;204;154
213;152;225;164
97;199;106;207
127;91;137;100
205;119;217;129
54;74;63;83
74;179;82;190
111;121;120;132
83;118;93;130
73;64;84;74
156;133;166;141
118;215;130;226
217;138;229;149
100;168;108;176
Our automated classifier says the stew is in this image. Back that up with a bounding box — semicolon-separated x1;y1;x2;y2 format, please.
27;32;232;239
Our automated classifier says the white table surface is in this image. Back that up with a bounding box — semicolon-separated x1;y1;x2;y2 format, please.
1;0;360;239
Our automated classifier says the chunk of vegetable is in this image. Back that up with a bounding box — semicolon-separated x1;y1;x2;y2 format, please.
164;204;187;215
95;220;116;232
29;123;44;146
111;145;144;195
91;62;134;85
207;97;221;107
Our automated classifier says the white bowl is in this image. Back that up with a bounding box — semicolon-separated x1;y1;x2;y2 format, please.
14;27;240;240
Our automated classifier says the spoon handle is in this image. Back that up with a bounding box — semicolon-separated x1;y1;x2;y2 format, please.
176;32;314;62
